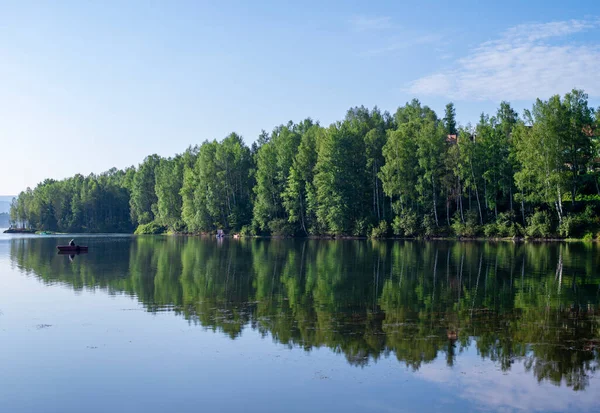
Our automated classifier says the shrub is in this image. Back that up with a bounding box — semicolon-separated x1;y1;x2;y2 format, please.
582;232;594;242
134;221;167;235
240;225;256;237
558;206;598;238
169;221;186;233
268;218;294;237
353;218;372;237
422;214;438;237
494;211;523;237
526;210;553;238
451;210;480;237
392;210;419;237
370;221;389;238
483;222;498;237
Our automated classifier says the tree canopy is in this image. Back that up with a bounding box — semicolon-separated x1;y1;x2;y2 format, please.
10;89;600;238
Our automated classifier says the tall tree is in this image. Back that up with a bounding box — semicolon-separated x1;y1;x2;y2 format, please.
130;155;161;225
282;120;320;234
253;122;301;234
314;121;368;235
443;102;457;135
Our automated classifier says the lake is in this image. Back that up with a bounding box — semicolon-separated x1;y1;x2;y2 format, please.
1;234;599;412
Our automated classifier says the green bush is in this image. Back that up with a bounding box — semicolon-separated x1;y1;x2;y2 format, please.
486;211;524;238
451;210;480;237
352;218;372;237
392;210;419;237
558;206;598;238
562;193;600;202
483;222;498;237
268;218;294;237
134;221;167;235
526;210;553;238
582;232;594;242
370;221;389;238
239;225;256;237
169;221;186;233
422;214;438;237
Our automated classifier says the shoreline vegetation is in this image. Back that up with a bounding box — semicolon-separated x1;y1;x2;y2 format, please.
8;89;600;241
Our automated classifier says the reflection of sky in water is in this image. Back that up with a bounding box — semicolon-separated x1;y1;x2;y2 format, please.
417;348;599;412
0;237;599;413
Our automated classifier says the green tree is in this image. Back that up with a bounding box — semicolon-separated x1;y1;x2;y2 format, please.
130;155;161;225
282;120;321;234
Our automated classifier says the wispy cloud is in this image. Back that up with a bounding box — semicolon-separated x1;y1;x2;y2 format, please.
407;18;600;100
348;16;393;32
364;34;443;56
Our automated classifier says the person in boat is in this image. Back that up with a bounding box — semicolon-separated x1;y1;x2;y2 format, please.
69;239;75;247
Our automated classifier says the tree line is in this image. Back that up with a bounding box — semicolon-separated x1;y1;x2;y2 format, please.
10;89;600;237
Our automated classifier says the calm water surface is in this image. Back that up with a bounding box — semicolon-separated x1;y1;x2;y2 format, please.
1;234;599;412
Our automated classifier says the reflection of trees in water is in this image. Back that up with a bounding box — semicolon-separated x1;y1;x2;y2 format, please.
10;238;600;390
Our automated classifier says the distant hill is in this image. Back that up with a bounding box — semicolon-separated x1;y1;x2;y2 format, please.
0;196;15;214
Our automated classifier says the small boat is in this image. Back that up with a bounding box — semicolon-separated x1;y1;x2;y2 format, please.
57;245;88;252
58;250;88;256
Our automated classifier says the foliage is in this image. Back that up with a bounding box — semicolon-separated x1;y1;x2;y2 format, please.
134;221;167;235
526;210;554;238
352;217;371;237
558;206;598;238
239;225;256;237
392;210;419;237
370;220;389;238
130;155;160;225
451;210;480;237
267;218;295;237
180;134;253;232
484;211;524;238
9;89;600;238
8;170;134;233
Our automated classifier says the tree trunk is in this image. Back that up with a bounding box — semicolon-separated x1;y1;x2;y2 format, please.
557;185;563;223
458;177;464;223
521;188;526;225
468;187;472;211
470;161;483;224
446;193;450;226
432;176;439;227
300;193;308;236
484;179;488;210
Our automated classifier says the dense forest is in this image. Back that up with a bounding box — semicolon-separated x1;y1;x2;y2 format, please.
9;89;600;238
10;237;600;390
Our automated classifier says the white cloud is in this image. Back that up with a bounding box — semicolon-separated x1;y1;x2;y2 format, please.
407;18;600;100
349;16;393;32
417;355;600;412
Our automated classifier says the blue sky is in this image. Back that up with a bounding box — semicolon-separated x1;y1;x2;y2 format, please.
1;0;599;195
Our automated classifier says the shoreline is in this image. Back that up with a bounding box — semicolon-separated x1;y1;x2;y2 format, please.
3;228;597;242
154;232;599;243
